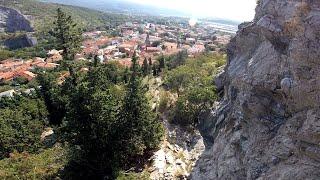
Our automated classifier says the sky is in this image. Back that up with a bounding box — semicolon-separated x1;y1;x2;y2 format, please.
125;0;257;22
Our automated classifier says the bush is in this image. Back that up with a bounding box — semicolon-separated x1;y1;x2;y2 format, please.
165;54;225;127
116;171;150;180
171;87;217;127
159;91;171;112
0;146;67;179
0;50;14;61
0;94;48;159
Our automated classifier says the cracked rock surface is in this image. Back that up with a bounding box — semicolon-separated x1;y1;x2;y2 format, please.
191;0;320;179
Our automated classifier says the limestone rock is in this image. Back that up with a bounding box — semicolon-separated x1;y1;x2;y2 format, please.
4;33;37;50
191;0;320;179
41;127;56;148
0;6;33;33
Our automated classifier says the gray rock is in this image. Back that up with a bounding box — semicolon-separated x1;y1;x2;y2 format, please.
4;33;37;50
214;70;225;94
280;77;293;93
191;0;320;179
0;6;33;33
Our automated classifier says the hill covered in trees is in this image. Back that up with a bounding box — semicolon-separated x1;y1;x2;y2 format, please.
0;0;131;31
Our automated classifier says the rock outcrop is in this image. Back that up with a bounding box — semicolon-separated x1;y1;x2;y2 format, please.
191;0;320;179
0;6;33;32
4;33;37;50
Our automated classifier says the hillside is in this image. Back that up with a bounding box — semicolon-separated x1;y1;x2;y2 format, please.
0;0;130;31
41;0;190;17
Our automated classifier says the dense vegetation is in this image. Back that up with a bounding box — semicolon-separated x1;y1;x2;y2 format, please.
0;146;66;179
0;0;127;31
56;55;164;179
162;54;226;127
0;56;164;179
0;93;48;159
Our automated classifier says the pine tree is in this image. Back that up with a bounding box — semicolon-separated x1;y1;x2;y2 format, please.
52;8;82;61
159;55;165;69
142;57;149;76
117;52;163;166
123;67;130;83
152;64;158;77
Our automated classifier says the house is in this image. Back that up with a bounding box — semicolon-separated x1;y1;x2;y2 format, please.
119;41;138;55
0;89;15;98
46;53;63;63
34;62;59;69
96;37;110;47
97;55;104;63
23;88;36;94
186;38;196;44
146;47;161;53
82;46;99;57
0;72;15;81
117;58;132;67
16;71;36;81
57;71;70;85
47;49;63;56
83;31;102;38
188;44;205;55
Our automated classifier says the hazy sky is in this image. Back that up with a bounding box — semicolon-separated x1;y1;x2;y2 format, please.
126;0;257;22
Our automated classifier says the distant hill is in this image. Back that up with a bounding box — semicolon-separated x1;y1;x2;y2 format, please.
0;0;130;32
41;0;239;26
41;0;189;17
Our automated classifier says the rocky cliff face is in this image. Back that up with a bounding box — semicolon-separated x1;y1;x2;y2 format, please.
4;34;37;50
0;6;33;32
191;0;320;179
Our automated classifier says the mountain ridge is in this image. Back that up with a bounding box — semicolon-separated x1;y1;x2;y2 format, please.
41;0;241;25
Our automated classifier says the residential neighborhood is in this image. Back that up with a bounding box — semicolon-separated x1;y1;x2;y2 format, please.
0;20;232;86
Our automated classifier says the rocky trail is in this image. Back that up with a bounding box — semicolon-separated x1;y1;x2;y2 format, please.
147;77;205;180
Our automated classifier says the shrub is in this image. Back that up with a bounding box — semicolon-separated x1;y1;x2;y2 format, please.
116;171;150;180
0;94;48;159
165;54;225;128
0;146;67;179
159;91;171;112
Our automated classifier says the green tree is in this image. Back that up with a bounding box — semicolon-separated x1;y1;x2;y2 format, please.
164;54;226;127
63;61;125;178
172;87;217;127
52;8;82;61
0;94;48;159
152;64;158;77
166;50;188;69
63;55;163;178
142;58;149;76
159;55;165;69
117;52;163;168
37;71;67;125
0;146;66;179
164;66;195;96
123;67;130;83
